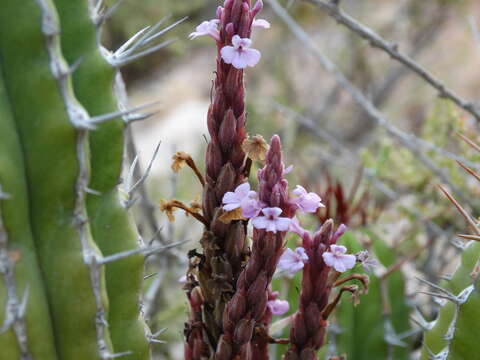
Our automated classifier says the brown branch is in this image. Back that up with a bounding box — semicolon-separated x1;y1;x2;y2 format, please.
305;0;480;123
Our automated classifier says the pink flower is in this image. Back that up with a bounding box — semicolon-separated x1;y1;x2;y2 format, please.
288;216;307;237
267;299;290;315
222;182;263;218
356;250;378;272
322;245;356;273
252;19;271;29
283;164;294;175
189;20;220;41
251;207;291;233
220;35;261;69
278;247;309;276
291;185;324;213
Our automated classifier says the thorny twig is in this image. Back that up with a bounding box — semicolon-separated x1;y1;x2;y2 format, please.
267;0;473;208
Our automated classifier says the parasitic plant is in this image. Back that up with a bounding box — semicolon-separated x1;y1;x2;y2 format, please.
167;2;370;359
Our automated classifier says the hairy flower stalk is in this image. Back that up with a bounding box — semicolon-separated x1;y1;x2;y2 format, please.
185;0;270;356
217;136;297;359
284;222;366;360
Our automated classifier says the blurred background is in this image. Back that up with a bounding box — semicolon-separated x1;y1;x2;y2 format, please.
101;0;480;358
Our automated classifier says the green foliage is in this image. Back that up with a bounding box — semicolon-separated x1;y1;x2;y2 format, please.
331;231;412;360
0;1;149;359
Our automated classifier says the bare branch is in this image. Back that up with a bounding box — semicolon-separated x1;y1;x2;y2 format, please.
305;0;480;123
267;0;471;207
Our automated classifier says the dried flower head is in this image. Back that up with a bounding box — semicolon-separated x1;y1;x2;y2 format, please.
159;199;177;222
242;134;270;161
171;151;191;173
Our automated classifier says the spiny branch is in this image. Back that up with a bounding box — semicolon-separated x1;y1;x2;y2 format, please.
267;0;472;208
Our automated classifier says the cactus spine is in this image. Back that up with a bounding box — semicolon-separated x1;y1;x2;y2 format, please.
0;0;151;359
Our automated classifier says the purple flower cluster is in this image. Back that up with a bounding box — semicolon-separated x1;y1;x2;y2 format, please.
221;181;358;277
189;0;270;69
222;181;323;233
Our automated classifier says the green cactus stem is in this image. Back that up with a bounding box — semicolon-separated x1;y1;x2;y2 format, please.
0;0;113;358
52;1;151;358
420;240;480;360
0;68;58;360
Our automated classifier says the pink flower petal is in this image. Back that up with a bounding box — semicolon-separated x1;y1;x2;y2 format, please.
275;217;292;232
231;52;250;70
220;45;237;64
322;246;356;273
278;247;309;276
223;203;240;211
330;244;347;255
253;19;271;29
289;216;306;236
292;184;324;213
251;216;269;230
262;207;282;217
243;48;261;67
268;299;289;315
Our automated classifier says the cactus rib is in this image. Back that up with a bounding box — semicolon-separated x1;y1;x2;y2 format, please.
52;1;154;358
35;0;115;357
0;186;32;360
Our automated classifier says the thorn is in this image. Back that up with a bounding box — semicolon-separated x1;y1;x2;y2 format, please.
115;38;176;67
128;141;161;200
456;161;480;183
437;185;480;236
100;0;126;23
148;227;164;246
124;16;172;56
144;272;158;280
151;328;167;337
416;277;455;297
149;338;166;344
124;110;158;124
66;56;84;76
116;26;152;56
18;286;29;318
108;351;133;359
457;233;480;242
85;187;102;196
99;239;188;265
141;16;188;48
89;100;161;125
383;319;406;347
456;132;480;153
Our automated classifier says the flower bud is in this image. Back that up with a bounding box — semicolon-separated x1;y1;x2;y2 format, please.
219;109;237;152
233;318;255;345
